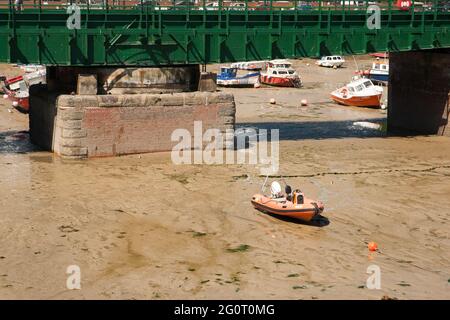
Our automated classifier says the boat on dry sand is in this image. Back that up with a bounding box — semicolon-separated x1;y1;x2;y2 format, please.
330;78;383;108
259;59;302;88
217;66;260;87
1;67;46;113
251;181;324;222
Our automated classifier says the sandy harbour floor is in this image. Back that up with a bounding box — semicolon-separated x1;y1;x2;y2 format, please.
0;57;449;299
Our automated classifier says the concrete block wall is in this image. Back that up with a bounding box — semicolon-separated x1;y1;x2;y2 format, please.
30;91;235;158
46;65;200;94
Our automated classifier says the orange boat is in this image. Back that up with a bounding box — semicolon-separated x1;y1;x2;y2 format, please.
331;78;383;108
251;182;324;222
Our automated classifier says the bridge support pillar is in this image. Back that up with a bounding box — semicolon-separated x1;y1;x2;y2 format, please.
29;66;235;158
388;49;450;136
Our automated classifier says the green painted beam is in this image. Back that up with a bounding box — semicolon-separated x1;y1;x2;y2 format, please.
0;4;449;66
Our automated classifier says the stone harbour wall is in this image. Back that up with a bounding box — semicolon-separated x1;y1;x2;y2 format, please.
30;90;235;158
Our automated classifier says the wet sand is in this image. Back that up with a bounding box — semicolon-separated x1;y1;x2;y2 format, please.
0;59;449;299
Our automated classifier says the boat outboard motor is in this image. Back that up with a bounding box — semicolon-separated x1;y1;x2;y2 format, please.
285;185;292;201
293;190;304;205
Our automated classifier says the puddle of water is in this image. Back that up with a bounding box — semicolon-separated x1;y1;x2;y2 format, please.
237;118;387;141
0;131;40;154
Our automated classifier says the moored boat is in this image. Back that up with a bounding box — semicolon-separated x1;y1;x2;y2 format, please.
19;64;46;73
230;60;268;71
251;182;324;222
368;60;389;84
1;76;29;112
9;90;29;113
1;67;45;113
369;52;389;59
330;78;383;108
259;60;302;88
216;67;260;87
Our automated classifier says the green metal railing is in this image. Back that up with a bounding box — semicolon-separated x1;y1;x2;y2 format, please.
0;1;449;65
1;0;449;12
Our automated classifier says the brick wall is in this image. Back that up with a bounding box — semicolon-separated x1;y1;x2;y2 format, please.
31;91;235;158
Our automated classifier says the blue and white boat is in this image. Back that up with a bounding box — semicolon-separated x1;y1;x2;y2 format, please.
230;60;267;71
216;67;260;87
368;61;389;84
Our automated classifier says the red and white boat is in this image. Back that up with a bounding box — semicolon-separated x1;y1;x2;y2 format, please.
2;76;29;113
1;67;45;113
259;60;302;88
330;78;383;108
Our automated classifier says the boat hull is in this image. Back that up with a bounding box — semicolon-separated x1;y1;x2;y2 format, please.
251;194;323;222
12;95;29;113
330;93;382;108
4;87;29;113
369;72;389;83
217;75;259;87
260;75;301;88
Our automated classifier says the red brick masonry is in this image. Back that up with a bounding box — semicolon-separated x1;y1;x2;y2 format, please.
47;92;235;158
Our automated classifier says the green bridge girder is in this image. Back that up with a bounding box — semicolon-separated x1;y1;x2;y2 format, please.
0;1;449;66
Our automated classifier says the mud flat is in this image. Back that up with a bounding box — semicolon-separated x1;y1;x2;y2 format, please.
0;59;449;299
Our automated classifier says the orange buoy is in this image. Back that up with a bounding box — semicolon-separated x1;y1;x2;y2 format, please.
368;242;378;252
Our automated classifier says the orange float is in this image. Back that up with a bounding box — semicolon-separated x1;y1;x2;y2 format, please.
368;242;378;252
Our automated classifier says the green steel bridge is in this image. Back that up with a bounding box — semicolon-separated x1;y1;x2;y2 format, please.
0;1;449;66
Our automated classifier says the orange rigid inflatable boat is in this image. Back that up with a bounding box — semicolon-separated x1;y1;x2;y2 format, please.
251;182;324;222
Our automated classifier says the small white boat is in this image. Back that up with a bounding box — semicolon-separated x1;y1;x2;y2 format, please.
216;67;260;87
316;55;345;68
19;64;46;73
259;60;302;88
357;59;389;84
368;60;389;84
230;60;268;71
331;78;383;108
